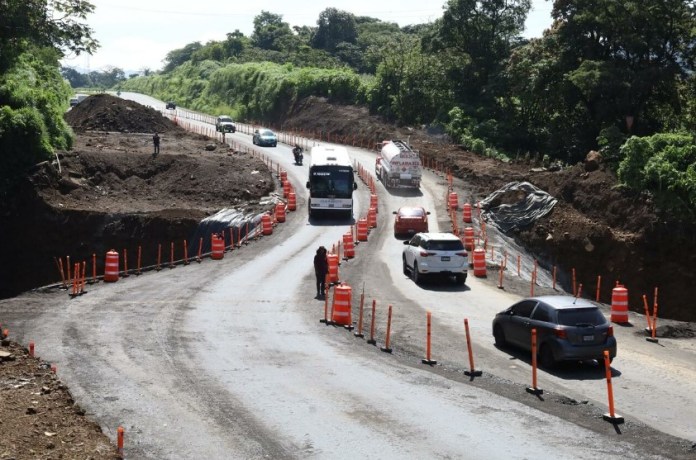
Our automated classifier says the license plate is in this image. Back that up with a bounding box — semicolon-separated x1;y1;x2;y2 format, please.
328;203;334;207
583;335;594;342
441;256;450;261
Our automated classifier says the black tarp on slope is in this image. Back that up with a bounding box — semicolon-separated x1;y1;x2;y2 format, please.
479;181;557;233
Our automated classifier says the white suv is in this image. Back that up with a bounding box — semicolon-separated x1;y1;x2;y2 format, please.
402;232;468;285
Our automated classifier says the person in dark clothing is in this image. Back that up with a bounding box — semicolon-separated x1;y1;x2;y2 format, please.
314;246;328;297
152;132;160;155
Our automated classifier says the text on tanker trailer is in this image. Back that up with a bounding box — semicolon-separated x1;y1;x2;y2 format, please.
375;140;422;189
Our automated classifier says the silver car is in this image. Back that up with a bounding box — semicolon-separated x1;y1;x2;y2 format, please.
492;295;617;368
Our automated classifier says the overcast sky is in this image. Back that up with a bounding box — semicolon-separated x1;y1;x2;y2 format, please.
60;0;554;74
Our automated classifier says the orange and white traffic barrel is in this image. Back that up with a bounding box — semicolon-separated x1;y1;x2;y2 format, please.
611;285;629;323
327;253;339;283
275;202;286;223
370;194;378;213
211;234;225;260
343;231;355;258
473;248;486;277
332;283;352;326
357;218;368;241
462;203;472;223
368;207;377;228
280;170;287;183
261;213;273;235
448;192;458;210
463;227;475;251
288;191;297;211
283;181;291;198
104;249;119;282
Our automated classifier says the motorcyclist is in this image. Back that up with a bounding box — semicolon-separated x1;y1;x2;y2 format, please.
293;144;303;165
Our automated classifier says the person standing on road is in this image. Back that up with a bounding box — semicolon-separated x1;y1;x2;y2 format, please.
152;132;160;156
314;246;328;298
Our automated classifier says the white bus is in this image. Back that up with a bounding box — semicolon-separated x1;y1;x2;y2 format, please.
306;145;357;219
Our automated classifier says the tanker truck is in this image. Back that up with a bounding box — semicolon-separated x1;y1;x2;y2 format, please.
375;139;422;189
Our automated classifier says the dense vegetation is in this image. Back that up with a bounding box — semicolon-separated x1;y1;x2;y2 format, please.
0;0;96;197
3;1;696;221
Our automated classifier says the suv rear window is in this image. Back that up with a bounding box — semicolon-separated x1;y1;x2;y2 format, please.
557;308;606;326
423;240;464;251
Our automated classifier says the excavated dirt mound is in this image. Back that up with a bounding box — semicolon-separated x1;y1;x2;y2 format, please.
66;93;181;133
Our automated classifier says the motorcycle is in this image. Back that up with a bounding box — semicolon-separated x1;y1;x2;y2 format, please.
293;146;303;166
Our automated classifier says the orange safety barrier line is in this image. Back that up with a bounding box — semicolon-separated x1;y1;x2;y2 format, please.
229;228;235;250
81;261;86;293
381;304;393;353
91;253;97;282
463;318;482;377
136;246;142;275
647;287;659;343
497;261;504;289
576;283;583;299
55;257;66;289
422;311;437;365
354;287;365;338
596;275;602;302
168;242;174;268
117;426;125;457
602;350;624;423
526;328;543;395
237;227;242;248
66;255;71;283
642;295;652;331
183;240;189;265
367;300;377;345
196;237;203;263
156;243;162;271
572;268;577;296
123;249;129;277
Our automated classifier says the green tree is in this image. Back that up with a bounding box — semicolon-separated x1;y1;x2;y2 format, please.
551;0;696;135
424;0;531;105
61;65;91;87
251;11;294;51
0;0;98;72
312;8;358;52
163;42;203;73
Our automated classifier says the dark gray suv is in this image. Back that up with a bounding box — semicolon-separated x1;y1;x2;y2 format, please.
492;295;617;368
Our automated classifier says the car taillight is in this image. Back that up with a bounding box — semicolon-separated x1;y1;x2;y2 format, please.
455;252;467;257
419;250;433;257
553;328;567;339
607;326;614;337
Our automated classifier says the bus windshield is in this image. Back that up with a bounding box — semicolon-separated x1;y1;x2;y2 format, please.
309;167;353;198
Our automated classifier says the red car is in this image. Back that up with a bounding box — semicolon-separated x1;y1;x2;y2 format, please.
393;206;430;238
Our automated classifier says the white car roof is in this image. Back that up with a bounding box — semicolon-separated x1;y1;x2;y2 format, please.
418;232;459;241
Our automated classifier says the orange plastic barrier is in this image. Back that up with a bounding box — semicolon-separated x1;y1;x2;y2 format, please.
462;203;472;223
357;218;368;241
611;285;629;323
261;214;273;235
280;170;287;182
448;191;458;210
463;227;475;251
327;253;339;283
283;181;290;198
211;233;225;260
288;191;297;211
473;248;486;277
275;202;286;223
343;231;355;258
368;207;377;228
331;283;352;326
104;249;119;282
370;194;378;213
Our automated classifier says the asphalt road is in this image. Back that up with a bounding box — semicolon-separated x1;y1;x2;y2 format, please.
2;93;694;459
